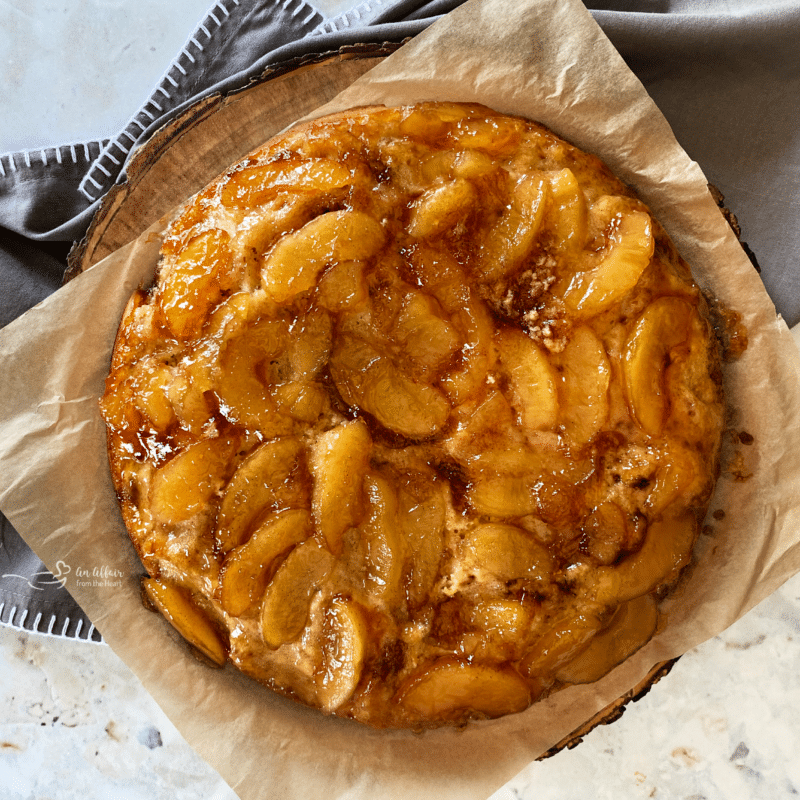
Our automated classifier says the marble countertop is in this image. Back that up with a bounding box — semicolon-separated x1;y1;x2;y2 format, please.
3;570;799;799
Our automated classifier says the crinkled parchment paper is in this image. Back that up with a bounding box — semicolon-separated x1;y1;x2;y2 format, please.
2;0;800;797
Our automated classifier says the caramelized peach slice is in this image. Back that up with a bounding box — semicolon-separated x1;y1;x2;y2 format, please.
261;210;385;302
168;358;215;435
271;381;327;423
214;316;291;432
215;437;306;554
521;608;604;678
563;210;654;315
399;478;446;609
477;173;548;281
646;445;699;517
462;523;552;585
283;307;332;383
623;296;694;436
497;327;558;431
469;599;534;643
398;659;530;721
316;260;368;312
439;298;494;406
554;594;658;684
466;473;538;517
393;292;461;374
260;538;334;649
449;116;524;154
450;149;500;180
132;361;176;432
309;419;372;556
219;509;311;617
331;334;450;439
221;157;352;208
361;474;404;608
582;500;631;566
547;168;587;255
418;149;498;184
316;596;369;712
158;229;235;339
556;325;610;445
407;179;476;239
149;435;239;524
592;512;697;605
235;196;320;285
143;578;226;665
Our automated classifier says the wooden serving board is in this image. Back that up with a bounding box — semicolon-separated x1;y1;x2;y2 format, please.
66;43;403;279
68;43;681;757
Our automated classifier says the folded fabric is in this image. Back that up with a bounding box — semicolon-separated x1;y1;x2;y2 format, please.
1;0;798;640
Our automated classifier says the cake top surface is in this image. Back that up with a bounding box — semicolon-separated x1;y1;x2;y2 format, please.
100;101;724;729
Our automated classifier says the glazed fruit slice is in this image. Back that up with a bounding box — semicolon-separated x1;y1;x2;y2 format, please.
563;209;654;314
215;437;306;554
398;659;531;721
308;420;371;556
262;210;385;302
623;296;694;436
554;594;659;685
316;596;369;712
261;538;335;649
477;174;548;281
361;474;405;608
149;435;239;525
219;509;311;616
496;327;558;431
556;325;611;445
143;578;227;665
158;229;236;339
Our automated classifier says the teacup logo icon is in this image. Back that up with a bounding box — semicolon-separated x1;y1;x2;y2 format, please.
51;560;71;588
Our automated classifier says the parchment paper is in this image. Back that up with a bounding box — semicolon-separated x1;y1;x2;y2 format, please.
1;0;800;797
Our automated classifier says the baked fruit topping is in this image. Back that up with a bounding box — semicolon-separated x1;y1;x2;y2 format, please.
101;102;724;729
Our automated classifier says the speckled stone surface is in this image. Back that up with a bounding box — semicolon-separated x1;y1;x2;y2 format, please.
2;571;799;799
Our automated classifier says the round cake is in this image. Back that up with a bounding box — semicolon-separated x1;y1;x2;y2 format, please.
100;101;725;729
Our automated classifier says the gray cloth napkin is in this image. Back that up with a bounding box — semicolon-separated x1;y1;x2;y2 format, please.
1;0;798;641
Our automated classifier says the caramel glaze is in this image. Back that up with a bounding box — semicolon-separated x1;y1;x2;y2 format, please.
100;102;726;729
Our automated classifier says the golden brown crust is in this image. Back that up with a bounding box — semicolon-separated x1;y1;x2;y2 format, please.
100;102;725;729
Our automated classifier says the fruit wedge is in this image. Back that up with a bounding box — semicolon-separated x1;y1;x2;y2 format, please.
221;157;352;208
317;596;369;712
309;419;372;556
261;538;334;648
149;435;239;525
262;210;385;302
462;523;552;585
219;509;311;616
407;179;476;239
143;578;226;665
398;659;530;720
554;594;659;684
158;229;236;340
477;173;548;281
556;325;610;445
215;437;306;553
361;474;404;608
497;327;558;431
330;334;450;439
563;210;654;315
623;296;694;436
547;168;587;256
